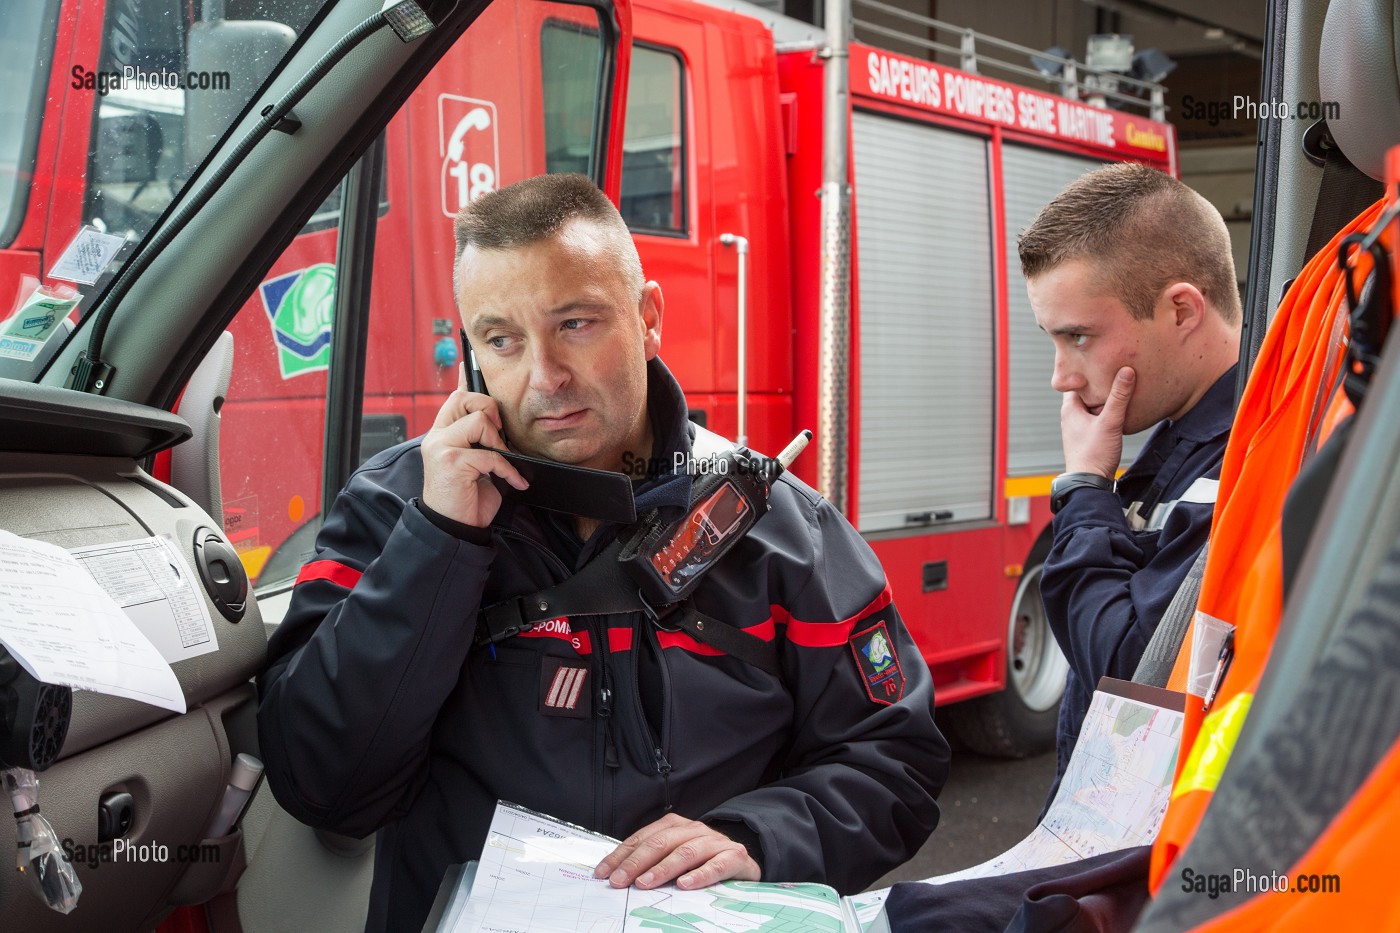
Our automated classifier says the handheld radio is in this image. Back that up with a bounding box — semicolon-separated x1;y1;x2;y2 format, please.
619;430;812;608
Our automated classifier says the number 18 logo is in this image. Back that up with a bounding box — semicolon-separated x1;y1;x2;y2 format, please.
439;95;500;218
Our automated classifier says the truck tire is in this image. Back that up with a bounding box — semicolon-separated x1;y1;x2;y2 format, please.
259;516;324;589
944;558;1067;758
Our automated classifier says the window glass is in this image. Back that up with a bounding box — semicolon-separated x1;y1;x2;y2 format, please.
0;0;59;247
0;0;325;383
541;22;605;177
620;45;685;232
83;1;326;247
219;166;341;588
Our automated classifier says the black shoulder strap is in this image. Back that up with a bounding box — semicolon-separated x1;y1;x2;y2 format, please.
475;531;781;676
646;603;780;676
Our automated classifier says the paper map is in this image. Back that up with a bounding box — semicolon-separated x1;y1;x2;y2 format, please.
441;803;853;933
902;678;1184;888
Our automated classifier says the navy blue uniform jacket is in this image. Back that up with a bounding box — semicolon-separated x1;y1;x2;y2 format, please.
257;359;948;933
1043;366;1237;790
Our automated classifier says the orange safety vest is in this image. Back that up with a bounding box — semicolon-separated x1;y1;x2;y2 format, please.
1186;735;1400;930
1156;148;1400;932
1148;196;1391;894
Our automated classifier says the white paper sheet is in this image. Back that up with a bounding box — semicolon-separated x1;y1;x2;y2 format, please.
47;225;127;285
70;536;218;663
445;802;852;933
0;530;186;713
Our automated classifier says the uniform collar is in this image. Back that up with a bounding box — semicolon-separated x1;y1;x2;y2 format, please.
631;357;694;515
644;356;695;467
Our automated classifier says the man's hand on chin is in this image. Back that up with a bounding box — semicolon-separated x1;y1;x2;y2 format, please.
594;814;761;891
1062;366;1135;479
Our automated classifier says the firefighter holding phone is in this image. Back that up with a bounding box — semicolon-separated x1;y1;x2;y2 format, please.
258;174;949;933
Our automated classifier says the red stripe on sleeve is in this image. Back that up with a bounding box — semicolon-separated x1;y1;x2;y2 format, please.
295;560;364;590
776;583;894;647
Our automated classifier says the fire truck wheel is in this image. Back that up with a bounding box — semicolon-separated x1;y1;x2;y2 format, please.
260;515;324;588
944;559;1067;758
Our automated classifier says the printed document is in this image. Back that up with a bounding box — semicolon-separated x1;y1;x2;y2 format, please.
70;536;218;663
857;678;1185;932
0;530;185;712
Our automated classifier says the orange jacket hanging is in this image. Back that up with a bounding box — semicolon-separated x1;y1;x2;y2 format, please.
1149;198;1389;894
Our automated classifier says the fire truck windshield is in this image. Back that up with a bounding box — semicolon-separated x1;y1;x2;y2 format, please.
0;1;59;250
81;0;329;255
0;0;329;384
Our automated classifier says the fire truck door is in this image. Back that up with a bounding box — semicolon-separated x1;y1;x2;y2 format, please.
623;8;718;415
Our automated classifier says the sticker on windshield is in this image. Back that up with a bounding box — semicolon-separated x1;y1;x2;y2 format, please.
0;283;80;362
258;263;336;379
48;226;128;285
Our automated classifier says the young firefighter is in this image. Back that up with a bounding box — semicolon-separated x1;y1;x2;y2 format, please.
1020;162;1242;801
257;174;949;933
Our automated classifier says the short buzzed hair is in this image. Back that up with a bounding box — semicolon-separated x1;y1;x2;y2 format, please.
453;173;644;301
1018;162;1240;324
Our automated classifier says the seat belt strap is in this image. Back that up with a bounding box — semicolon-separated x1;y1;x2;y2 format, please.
1305;138;1383;259
1132;544;1208;688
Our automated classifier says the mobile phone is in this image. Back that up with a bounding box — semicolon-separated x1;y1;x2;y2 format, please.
483;445;637;523
460;327;488;395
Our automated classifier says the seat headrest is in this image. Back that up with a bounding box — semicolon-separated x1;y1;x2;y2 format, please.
1319;0;1400;181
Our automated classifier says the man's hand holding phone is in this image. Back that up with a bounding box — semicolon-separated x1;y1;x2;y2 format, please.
420;364;528;528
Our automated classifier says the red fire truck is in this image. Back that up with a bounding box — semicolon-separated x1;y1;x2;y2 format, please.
1;0;1175;757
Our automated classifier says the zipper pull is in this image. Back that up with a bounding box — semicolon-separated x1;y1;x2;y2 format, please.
599;686;619;768
653;749;673;812
605;732;620;769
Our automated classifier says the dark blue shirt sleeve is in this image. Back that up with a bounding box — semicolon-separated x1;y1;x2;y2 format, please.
1040;485;1214;693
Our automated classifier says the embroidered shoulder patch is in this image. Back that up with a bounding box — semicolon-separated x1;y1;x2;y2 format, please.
849;619;905;706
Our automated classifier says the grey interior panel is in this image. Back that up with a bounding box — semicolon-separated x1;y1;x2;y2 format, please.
0;380;265;930
234;788;376;933
0;377;191;459
173;332;236;526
